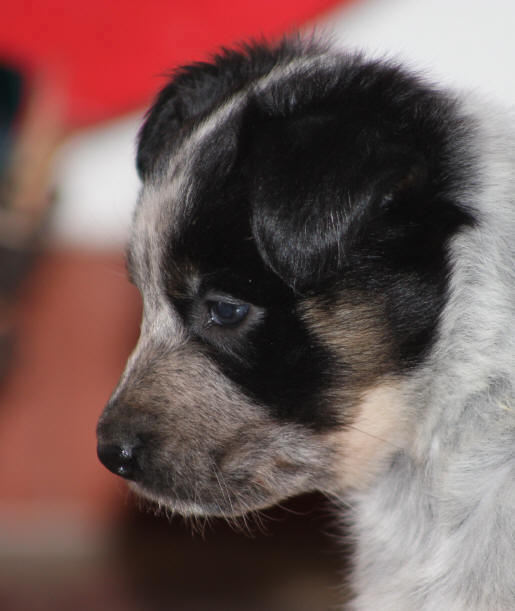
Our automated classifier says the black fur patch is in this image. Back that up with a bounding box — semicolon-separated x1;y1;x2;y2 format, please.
141;40;476;427
167;174;339;430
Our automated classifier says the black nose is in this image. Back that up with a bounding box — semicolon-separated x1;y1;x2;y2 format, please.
97;443;140;480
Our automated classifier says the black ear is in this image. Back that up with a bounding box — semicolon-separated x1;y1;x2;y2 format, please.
136;82;184;179
136;57;236;179
247;111;428;292
136;62;231;180
136;42;298;180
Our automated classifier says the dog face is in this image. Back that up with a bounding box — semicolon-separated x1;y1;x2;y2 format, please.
97;41;474;516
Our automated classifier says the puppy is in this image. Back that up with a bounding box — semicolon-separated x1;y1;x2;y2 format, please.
97;39;515;609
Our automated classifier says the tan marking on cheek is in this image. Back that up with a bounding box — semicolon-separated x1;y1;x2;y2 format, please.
300;293;395;387
330;381;412;491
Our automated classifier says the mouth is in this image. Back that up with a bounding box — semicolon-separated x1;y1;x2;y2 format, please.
127;480;255;518
127;471;283;519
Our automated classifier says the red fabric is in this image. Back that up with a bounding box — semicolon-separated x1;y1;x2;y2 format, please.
1;0;349;126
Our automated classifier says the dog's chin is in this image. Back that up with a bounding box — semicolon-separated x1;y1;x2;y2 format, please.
127;481;272;519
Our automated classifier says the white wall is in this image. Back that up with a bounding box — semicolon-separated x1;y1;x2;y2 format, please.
50;0;515;248
51;114;142;248
322;0;515;103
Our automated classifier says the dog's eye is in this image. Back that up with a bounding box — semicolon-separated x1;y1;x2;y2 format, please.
209;301;250;327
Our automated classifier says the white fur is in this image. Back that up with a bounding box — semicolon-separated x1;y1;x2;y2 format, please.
347;100;515;610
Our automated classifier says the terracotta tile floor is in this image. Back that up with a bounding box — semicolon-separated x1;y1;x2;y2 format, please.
0;249;344;610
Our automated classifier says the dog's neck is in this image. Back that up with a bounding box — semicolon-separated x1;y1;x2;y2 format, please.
347;102;515;611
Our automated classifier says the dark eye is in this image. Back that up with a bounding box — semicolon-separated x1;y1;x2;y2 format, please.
209;301;250;327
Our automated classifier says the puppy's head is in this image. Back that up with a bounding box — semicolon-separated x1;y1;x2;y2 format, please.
97;40;475;516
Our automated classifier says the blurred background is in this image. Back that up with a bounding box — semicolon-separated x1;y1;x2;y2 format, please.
0;1;514;609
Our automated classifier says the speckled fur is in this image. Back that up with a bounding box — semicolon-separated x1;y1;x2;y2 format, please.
348;102;515;610
97;41;515;609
